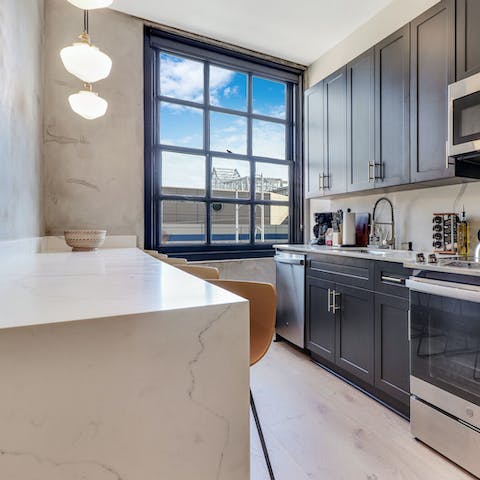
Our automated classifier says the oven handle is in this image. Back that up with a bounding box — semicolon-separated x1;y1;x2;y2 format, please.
406;277;480;303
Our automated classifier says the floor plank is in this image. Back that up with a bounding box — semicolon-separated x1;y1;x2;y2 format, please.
250;342;475;480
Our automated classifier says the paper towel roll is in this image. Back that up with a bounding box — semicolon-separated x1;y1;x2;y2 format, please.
342;210;356;246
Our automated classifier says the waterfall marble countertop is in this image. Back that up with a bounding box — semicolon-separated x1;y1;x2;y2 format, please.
0;247;245;329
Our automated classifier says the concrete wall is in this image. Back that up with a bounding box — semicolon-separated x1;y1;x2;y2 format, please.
307;0;439;87
306;0;480;253
43;0;144;245
0;0;44;240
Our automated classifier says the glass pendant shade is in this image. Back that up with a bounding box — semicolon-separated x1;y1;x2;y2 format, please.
60;41;112;83
67;0;113;9
68;89;108;120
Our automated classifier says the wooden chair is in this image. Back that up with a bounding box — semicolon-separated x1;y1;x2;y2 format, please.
209;280;277;480
176;264;220;280
144;250;188;265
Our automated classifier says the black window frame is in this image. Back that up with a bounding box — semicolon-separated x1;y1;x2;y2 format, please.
144;27;304;260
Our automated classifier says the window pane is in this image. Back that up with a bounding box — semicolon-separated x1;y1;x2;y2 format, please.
211;204;250;244
161;151;205;195
210;66;247;111
211;157;250;199
255;162;289;200
252;119;286;159
255;205;289;243
210;112;247;154
159;52;204;103
161;200;206;244
159;102;203;149
253;76;286;119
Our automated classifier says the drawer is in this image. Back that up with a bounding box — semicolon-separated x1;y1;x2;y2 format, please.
374;261;412;298
307;254;374;290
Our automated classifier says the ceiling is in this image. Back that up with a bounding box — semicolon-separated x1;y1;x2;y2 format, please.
110;0;395;66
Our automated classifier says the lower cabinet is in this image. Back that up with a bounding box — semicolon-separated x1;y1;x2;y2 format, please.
306;269;410;416
374;293;410;405
335;285;374;384
306;276;336;363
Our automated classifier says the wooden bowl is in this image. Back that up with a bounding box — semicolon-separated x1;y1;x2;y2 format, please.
64;230;107;252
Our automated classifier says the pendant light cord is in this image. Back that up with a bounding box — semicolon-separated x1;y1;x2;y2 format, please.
84;10;89;35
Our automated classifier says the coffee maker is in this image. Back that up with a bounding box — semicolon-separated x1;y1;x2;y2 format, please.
311;212;333;245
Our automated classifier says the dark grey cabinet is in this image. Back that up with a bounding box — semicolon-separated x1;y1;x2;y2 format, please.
335;285;375;384
346;48;375;192
324;67;347;195
410;0;455;183
456;0;480;80
304;82;324;197
375;25;410;187
374;293;410;406
305;254;411;416
306;276;335;362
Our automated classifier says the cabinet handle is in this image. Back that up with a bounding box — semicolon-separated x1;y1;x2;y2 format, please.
368;162;373;182
368;161;383;182
332;290;341;312
445;141;452;169
319;173;323;191
324;174;330;190
381;275;405;285
327;288;332;313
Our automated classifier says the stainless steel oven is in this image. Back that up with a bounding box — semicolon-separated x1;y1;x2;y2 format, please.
448;72;480;157
407;276;480;477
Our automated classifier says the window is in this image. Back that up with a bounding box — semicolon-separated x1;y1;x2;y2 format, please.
144;28;303;259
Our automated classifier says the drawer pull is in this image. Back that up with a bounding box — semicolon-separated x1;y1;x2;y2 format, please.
381;275;405;285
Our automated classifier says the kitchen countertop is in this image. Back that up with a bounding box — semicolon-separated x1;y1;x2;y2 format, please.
0;247;245;330
275;244;480;277
274;244;419;264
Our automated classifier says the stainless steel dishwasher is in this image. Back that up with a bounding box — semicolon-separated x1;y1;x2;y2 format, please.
274;250;306;348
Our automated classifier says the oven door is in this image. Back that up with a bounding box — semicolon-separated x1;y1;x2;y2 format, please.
408;278;480;412
448;73;480;157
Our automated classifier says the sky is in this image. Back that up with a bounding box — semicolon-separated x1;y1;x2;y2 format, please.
158;52;289;191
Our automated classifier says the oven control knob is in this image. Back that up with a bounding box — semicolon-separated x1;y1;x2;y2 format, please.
466;408;474;419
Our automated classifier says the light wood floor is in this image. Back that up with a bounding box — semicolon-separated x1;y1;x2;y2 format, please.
250;341;476;480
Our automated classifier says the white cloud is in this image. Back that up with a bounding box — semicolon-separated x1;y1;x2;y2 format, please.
160;54;204;102
252;120;286;159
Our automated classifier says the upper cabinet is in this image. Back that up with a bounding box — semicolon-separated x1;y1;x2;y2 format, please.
346;48;375;192
324;67;347;195
375;26;410;188
456;0;480;80
410;0;455;183
304;82;325;198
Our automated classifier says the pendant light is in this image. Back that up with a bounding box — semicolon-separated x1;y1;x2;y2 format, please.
60;11;112;84
68;84;108;120
67;0;113;9
61;7;111;120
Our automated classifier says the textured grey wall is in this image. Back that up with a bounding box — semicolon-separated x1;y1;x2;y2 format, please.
0;0;44;240
43;0;144;245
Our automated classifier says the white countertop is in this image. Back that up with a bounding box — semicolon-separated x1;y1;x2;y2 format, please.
274;244;419;264
0;248;245;330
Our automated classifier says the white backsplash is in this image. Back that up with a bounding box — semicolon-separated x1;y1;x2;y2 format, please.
308;181;480;253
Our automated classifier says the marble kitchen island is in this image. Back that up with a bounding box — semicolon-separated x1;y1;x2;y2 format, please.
0;247;250;480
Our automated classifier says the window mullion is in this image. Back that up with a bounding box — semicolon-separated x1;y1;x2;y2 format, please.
247;73;255;246
205;61;212;246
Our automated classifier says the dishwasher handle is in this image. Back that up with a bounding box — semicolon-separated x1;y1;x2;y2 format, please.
275;257;305;266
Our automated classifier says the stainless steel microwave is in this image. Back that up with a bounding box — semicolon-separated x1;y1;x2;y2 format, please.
448;72;480;157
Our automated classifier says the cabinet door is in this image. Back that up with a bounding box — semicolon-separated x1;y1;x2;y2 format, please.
305;82;325;198
456;0;480;80
375;26;410;187
306;276;336;362
374;294;410;406
347;48;375;192
411;0;455;183
324;67;347;195
335;285;375;384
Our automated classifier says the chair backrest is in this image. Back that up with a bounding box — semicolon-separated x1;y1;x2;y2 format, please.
209;280;276;366
176;264;220;280
144;250;188;265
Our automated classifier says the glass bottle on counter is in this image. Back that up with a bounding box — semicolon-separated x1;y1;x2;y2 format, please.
457;207;471;257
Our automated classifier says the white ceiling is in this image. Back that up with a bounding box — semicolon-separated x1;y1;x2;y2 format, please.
110;0;395;65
